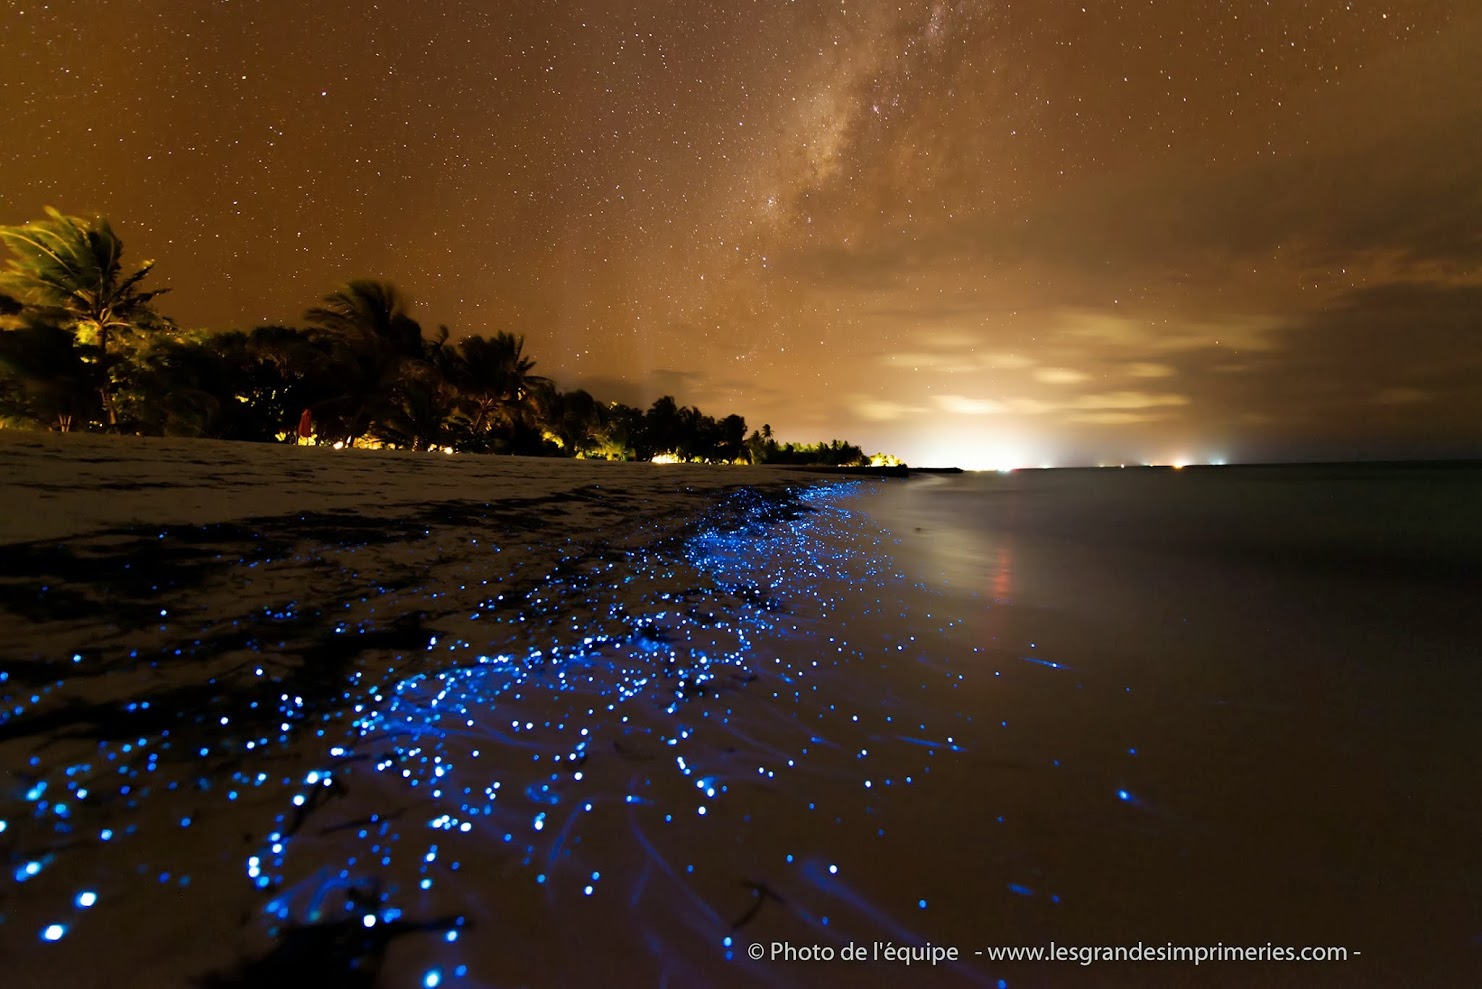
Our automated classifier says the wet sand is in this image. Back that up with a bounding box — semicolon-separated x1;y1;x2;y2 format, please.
3;437;1479;987
1;435;977;988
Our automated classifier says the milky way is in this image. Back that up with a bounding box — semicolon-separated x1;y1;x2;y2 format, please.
2;1;1478;464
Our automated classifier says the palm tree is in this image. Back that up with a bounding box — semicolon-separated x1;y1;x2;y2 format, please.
0;208;172;427
305;280;425;446
645;395;682;457
447;331;547;444
243;324;339;440
305;280;423;359
539;386;605;455
380;366;458;451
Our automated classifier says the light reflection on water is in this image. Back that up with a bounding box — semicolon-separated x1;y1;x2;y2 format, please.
861;466;1482;986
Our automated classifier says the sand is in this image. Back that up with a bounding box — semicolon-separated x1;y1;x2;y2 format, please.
0;433;983;988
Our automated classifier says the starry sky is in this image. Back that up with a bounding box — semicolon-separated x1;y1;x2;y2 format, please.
2;0;1479;466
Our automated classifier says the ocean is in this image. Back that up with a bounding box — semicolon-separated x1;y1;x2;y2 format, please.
2;443;1479;987
853;464;1482;985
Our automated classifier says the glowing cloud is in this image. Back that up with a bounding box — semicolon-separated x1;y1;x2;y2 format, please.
935;395;1005;416
1034;367;1090;385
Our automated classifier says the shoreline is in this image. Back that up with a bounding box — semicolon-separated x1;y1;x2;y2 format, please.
0;430;855;546
2;431;946;987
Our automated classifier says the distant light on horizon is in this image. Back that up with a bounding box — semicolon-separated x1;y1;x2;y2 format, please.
925;435;1036;472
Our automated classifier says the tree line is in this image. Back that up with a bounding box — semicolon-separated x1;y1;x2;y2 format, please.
0;208;885;465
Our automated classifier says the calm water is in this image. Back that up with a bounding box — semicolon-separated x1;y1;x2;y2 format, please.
854;464;1482;985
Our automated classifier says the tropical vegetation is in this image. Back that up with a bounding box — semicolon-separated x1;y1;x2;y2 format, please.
0;209;887;465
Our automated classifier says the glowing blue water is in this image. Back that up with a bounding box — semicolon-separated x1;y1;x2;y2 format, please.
1;480;990;987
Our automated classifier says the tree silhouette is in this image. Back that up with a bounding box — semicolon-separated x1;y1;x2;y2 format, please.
537;386;605;455
380;370;458;452
0;210;897;462
305;280;423;359
446;332;548;449
0;315;103;431
0;208;172;427
305;280;425;446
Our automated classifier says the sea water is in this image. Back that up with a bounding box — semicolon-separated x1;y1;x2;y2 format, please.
341;464;1482;986
3;463;1478;987
851;464;1482;986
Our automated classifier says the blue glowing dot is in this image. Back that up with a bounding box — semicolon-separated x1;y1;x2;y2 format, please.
423;970;442;988
1117;789;1132;802
22;861;42;878
918;899;927;909
76;891;97;908
42;924;66;942
445;930;458;942
828;863;838;875
723;936;733;947
362;914;376;928
100;829;113;841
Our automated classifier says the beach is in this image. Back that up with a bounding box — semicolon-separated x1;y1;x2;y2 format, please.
0;434;980;987
2;435;1480;987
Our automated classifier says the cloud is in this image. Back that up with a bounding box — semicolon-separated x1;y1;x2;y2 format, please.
933;394;1068;417
850;394;930;421
981;352;1036;370
563;375;650;408
878;351;980;373
935;394;1005;415
1125;362;1176;378
1070;391;1191;411
1004;397;1059;416
1050;309;1283;355
778;15;1482;307
1372;387;1431;406
1034;367;1089;385
1125;280;1482;455
1065;411;1166;425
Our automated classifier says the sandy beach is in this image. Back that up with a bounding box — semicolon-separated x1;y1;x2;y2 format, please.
4;435;1480;988
0;434;980;988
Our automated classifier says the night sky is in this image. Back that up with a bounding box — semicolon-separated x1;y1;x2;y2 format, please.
3;1;1478;466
